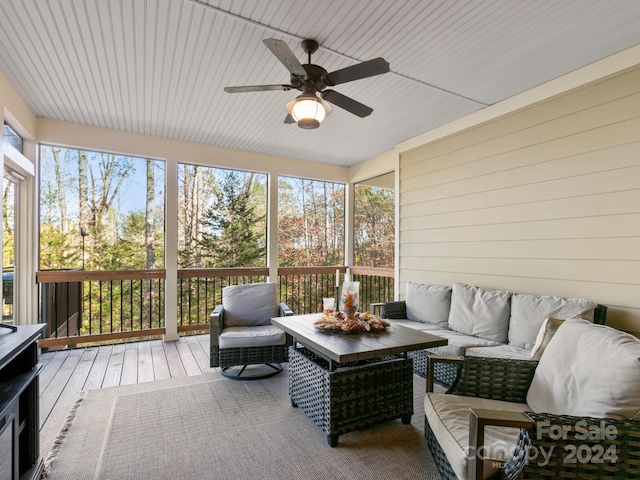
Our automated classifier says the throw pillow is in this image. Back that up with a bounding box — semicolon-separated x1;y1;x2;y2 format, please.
529;317;564;360
405;282;452;327
508;293;597;350
222;282;280;327
448;283;512;343
526;317;640;420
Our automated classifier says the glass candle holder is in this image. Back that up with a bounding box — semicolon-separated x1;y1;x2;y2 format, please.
322;297;335;314
339;281;360;319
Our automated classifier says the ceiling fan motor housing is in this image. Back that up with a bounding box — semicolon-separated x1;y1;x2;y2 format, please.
290;64;329;91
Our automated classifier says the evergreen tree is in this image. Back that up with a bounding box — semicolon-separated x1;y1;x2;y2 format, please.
199;171;266;267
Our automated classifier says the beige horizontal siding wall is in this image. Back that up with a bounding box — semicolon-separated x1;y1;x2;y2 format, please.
399;65;640;335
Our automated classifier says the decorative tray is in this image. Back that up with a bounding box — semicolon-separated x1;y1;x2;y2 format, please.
314;311;391;333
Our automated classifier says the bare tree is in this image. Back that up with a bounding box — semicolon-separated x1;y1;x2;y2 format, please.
89;153;134;236
50;147;68;233
179;165;207;267
145;159;156;269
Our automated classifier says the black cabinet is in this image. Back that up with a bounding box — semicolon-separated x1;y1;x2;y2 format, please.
0;324;46;480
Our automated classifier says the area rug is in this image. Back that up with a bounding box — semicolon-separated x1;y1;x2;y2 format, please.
43;368;441;479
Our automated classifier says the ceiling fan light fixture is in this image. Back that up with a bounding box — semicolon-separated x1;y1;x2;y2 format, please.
285;95;333;129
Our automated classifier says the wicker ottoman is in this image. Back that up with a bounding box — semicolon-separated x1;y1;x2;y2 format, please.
288;346;414;446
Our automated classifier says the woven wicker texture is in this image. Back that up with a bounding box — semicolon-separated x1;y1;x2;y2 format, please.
288;347;414;445
425;356;640;479
214;344;288;368
516;412;640;480
424;418;459;480
380;301;406;319
451;356;537;403
408;349;460;385
594;304;608;325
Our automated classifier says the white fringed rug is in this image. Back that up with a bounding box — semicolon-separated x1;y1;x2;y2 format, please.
43;367;441;480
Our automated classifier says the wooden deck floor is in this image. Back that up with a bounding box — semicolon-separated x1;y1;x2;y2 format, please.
38;334;215;458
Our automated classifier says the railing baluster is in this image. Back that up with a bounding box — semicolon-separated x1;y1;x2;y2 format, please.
88;280;92;336
36;267;393;347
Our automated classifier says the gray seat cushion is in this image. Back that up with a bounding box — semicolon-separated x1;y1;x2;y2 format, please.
425;392;527;480
222;282;280;327
426;330;501;356
387;319;446;332
405;282;452;327
219;325;286;349
448;283;512;343
508;293;596;350
465;344;532;360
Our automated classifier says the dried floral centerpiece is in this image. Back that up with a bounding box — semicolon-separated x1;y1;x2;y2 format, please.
339;281;360;319
314;311;391;333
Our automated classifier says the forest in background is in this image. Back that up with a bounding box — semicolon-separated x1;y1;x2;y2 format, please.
31;145;394;272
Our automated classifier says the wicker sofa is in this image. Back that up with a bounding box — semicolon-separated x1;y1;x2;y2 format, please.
376;282;607;384
424;318;640;479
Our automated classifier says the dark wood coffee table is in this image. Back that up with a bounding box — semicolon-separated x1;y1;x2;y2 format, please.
271;314;447;446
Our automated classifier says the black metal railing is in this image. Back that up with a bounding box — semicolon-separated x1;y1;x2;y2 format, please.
37;270;165;347
278;267;344;314
178;268;268;330
36;266;394;347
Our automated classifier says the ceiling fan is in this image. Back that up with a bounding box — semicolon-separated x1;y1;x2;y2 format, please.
224;38;390;129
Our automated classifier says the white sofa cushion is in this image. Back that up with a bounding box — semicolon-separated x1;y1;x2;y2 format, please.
405;282;452;327
425;392;527;480
426;330;501;356
508;293;596;350
448;283;512;343
222;282;280;327
529;317;564;360
219;325;286;348
387;319;446;332
465;344;532;360
527;317;640;420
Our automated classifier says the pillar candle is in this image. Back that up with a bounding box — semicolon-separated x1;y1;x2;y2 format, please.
335;269;340;286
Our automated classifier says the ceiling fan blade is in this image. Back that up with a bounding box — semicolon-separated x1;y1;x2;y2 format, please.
321;90;373;118
263;38;308;78
224;84;292;93
325;57;389;86
284;114;295;124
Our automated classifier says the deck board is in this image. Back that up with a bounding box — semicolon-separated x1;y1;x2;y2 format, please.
102;343;125;388
151;340;171;380
38;334;215;457
187;334;215;373
38;349;70;392
137;340;155;383
175;337;202;376
38;349;86;458
82;346;111;390
163;340;187;378
120;344;139;385
39;349;83;427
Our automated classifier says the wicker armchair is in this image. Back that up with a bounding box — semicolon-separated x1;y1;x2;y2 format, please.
209;282;293;379
425;355;640;480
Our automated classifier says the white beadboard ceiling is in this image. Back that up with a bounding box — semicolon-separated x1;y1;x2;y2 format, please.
1;0;640;166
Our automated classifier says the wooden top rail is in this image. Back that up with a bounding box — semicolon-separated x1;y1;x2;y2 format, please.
349;266;394;278
278;266;346;275
36;269;166;283
37;266;394;283
277;266;393;277
178;267;269;279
